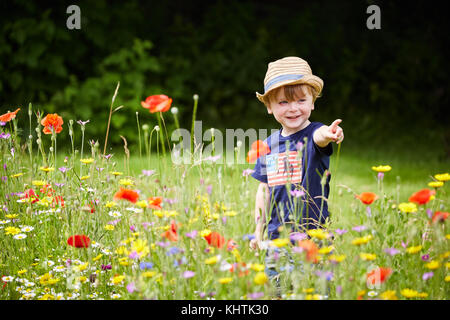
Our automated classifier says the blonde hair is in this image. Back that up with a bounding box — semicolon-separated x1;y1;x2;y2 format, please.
262;84;321;108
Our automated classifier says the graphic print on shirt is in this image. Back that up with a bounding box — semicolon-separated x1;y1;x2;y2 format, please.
266;151;302;187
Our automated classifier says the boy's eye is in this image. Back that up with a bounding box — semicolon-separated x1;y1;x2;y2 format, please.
279;101;288;105
298;99;306;103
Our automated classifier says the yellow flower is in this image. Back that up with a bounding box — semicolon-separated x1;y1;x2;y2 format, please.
32;180;46;187
40;166;55;172
270;238;290;248
360;253;376;261
401;289;418;298
136;200;148;208
11;173;24;178
110;171;123;176
200;229;212;237
5;226;21;235
357;290;366;297
212;213;220;220
17;269;27;275
372;165;392;173
80;175;90;180
318;246;334;254
5;214;18;219
445;262;450;269
78;276;88;283
328;254;346;263
204;256;219;265
92;254;103;262
398;202;418;213
380;290;398;300
406;245;422;254
115;246;129;255
445;275;450;282
307;229;330;240
111;275;125;285
130;239;150;259
306;294;321;300
39;273;60;286
441;251;450;260
224;210;238;217
302;288;315;293
417;292;428;298
218;277;233;284
425;260;441;270
254;272;268;285
104;224;115;231
105;201;117;208
80;158;94;164
434;173;450;182
119;178;134;186
142;271;157;278
428;181;444;188
250;263;265;272
351;235;373;246
74;262;88;272
447;234;450;240
119;257;130;266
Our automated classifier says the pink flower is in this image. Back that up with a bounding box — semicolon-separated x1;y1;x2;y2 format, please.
182;271;195;279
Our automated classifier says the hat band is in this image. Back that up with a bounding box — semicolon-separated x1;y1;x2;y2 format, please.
264;74;304;93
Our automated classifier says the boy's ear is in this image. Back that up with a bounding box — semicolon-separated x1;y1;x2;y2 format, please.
266;105;273;114
311;103;315;110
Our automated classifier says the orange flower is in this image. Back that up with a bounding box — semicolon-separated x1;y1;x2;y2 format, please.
0;108;20;123
229;262;249;277
366;267;392;286
246;140;271;163
226;239;238;251
431;211;449;223
141;95;172;113
41;113;64;134
203;231;225;248
148;196;163;210
161;220;178;241
409;189;435;205
113;188;139;203
355;192;378;205
297;239;319;263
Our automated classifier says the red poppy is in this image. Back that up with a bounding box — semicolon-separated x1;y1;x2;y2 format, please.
161;220;178;241
226;239;238;251
40;184;55;197
297;239;319;263
409;189;435;205
431;211;449;223
203;231;225;248
148;196;163;210
366;267;392;286
246;140;271;163
21;188;39;204
141;95;172;113
41;113;64;134
355;192;378;205
0;108;20;123
51;195;65;208
67;235;91;248
113;188;139;203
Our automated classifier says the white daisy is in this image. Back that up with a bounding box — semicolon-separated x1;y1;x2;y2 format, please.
2;275;14;282
368;291;378;297
53;265;66;272
13;233;27;240
111;293;121;299
21;226;34;232
108;211;122;218
21;292;36;299
45;260;55;267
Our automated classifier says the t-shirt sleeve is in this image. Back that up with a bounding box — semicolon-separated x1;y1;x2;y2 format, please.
312;124;333;157
251;155;268;183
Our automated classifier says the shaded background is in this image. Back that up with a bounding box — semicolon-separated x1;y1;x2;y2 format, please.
0;0;449;160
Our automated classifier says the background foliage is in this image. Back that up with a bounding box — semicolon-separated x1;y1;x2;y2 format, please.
0;0;448;159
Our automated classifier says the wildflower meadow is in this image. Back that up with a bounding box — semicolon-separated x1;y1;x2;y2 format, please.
0;89;448;302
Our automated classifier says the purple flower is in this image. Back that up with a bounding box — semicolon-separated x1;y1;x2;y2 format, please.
293;246;304;254
290;232;307;241
77;119;90;126
139;262;153;270
164;198;178;205
366;206;372;217
108;219;121;225
315;270;334;281
101;264;112;270
103;154;113;160
1;176;7;182
222;216;227;225
167;247;181;256
198;292;206;298
0;121;6;126
142;169;155;176
377;172;384;180
96;167;104;173
243;234;255;241
0;132;11;139
296;141;304;151
185;230;198;239
129;251;139;259
58;167;68;173
290;189;305;198
242;169;254;177
401;241;408;248
206;185;213;195
422;272;434;281
384;247;400;256
248;292;264;300
156;241;170;248
10;148;14;157
184;207;189;214
336;285;342;295
126;282;137;293
182;270;195;279
352;225;367;232
54;183;65;187
426;209;433;219
421;254;430;261
334;229;348;236
130;225;136;232
142;222;154;230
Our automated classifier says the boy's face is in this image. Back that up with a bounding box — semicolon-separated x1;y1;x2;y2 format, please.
267;87;315;136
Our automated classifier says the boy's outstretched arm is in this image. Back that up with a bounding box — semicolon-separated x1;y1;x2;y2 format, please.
313;119;344;148
250;182;269;251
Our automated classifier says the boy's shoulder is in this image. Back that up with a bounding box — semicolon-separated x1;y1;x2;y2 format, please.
265;122;325;143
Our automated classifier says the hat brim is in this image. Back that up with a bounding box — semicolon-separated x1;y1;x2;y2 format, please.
256;74;323;103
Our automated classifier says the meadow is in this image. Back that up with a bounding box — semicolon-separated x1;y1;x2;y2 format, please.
0;101;449;301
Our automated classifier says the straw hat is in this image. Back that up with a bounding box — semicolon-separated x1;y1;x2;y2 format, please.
256;56;323;103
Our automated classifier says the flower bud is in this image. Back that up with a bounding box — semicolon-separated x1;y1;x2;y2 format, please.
171;107;178;115
193;94;199;101
154;125;160;132
142;124;149;131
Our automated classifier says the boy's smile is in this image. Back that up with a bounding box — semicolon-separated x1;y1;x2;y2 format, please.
267;88;314;137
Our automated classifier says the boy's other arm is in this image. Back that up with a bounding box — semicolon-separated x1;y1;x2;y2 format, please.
313;119;344;148
250;182;269;251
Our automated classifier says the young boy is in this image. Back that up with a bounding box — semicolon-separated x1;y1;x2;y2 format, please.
249;56;344;251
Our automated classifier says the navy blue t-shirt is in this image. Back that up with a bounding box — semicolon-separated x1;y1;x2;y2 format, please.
251;122;332;240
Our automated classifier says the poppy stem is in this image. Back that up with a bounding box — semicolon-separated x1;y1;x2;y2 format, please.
191;94;199;157
103;82;120;157
156;112;166;156
136;112;142;159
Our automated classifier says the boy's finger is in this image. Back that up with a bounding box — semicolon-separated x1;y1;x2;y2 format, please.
329;119;342;133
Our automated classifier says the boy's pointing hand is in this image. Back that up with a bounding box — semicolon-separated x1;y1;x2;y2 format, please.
314;119;344;147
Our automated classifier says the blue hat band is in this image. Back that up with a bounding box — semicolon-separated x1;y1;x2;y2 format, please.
264;74;304;93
